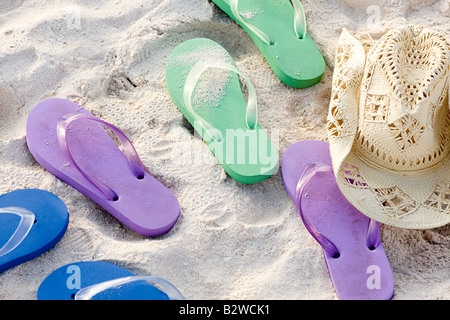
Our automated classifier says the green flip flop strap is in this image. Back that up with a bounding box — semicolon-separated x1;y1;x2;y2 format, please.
291;0;307;40
183;59;258;143
225;0;307;44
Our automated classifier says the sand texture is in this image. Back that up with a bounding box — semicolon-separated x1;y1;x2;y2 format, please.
0;0;449;300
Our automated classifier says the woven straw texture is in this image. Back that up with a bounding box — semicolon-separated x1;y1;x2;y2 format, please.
328;25;450;229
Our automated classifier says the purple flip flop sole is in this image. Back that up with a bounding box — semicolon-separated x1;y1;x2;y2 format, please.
26;98;180;237
281;140;394;300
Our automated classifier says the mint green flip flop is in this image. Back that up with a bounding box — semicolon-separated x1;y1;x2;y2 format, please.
211;0;325;88
165;38;278;184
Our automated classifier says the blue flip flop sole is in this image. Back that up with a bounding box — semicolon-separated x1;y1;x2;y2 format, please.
37;261;170;300
0;189;69;273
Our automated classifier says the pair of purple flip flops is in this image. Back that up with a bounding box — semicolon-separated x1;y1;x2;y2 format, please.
282;140;394;300
26;99;180;237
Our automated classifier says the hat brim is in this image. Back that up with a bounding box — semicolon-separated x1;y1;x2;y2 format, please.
335;149;450;229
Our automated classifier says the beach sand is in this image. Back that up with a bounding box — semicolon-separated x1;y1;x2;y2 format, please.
0;0;449;300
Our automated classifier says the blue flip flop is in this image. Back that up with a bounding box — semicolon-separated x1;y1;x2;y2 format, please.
37;261;185;300
0;189;69;273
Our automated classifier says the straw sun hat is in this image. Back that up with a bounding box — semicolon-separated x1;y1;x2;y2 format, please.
327;25;450;229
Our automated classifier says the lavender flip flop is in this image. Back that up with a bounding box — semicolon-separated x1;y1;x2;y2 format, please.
26;98;180;237
281;140;394;300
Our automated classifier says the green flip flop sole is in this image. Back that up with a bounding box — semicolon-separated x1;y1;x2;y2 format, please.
165;38;278;184
212;0;326;88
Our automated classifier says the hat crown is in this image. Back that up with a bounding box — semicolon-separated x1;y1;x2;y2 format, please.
354;26;450;173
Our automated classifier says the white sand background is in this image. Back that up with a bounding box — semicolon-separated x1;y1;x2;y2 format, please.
0;0;449;300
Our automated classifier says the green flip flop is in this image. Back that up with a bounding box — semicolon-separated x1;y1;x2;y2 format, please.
211;0;325;88
165;38;278;184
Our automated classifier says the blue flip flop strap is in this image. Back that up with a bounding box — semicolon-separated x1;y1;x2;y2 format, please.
226;0;307;44
0;207;36;257
295;163;381;257
74;276;185;300
56;112;147;201
183;59;258;143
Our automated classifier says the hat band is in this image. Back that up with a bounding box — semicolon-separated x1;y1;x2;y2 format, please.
352;147;449;176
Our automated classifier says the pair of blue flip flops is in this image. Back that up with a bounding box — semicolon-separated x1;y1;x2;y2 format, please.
0;189;184;300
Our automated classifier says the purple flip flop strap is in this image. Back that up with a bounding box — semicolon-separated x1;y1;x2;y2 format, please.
294;162;380;257
56;113;146;201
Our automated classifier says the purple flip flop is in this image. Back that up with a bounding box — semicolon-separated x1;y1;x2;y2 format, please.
26;98;180;237
281;140;394;300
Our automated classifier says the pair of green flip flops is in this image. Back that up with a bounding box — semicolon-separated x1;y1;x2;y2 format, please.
165;0;325;184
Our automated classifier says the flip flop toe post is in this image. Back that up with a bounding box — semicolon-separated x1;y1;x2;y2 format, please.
281;140;394;300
